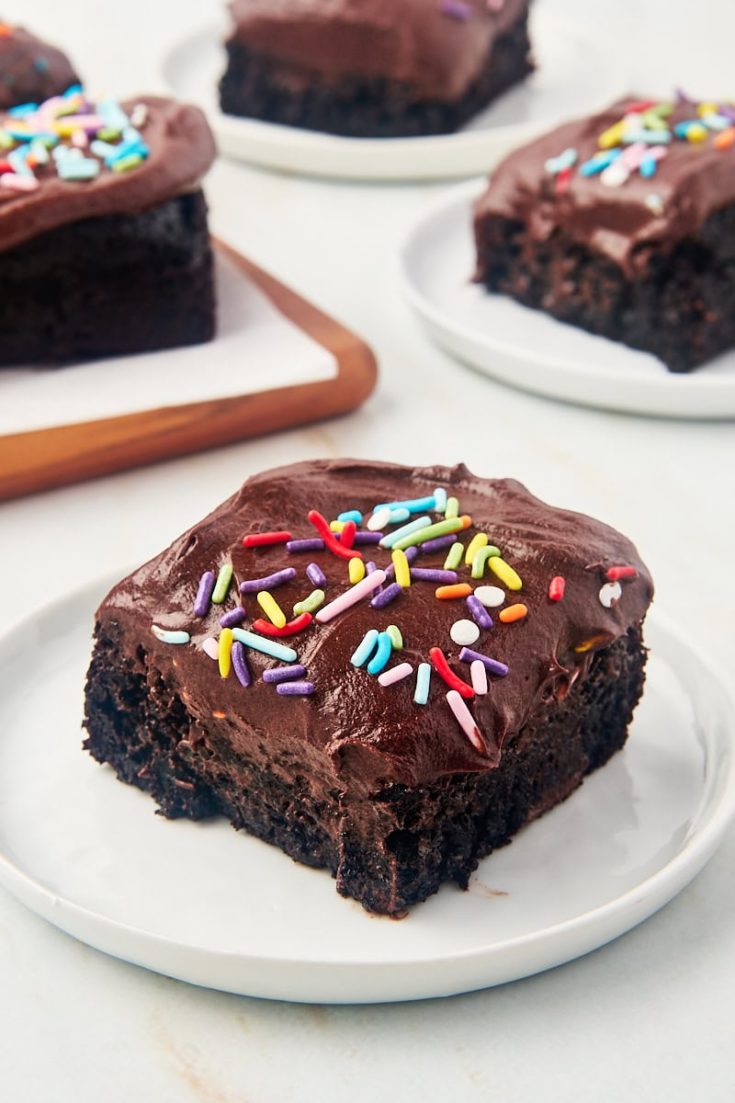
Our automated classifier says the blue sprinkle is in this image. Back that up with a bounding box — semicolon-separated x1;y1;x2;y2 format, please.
351;629;379;668
366;632;393;676
57;158;101;181
623;129;671;144
337;510;363;524
579;148;621;176
640;157;658;178
63;84;84;97
7;102;39;118
414;663;432;706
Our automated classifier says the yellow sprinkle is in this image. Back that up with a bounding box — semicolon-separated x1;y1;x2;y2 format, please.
498;603;528;624
445;496;459;519
329;520;346;533
257;590;287;628
686;123;708;143
488;557;523;591
697;101;718;118
598;121;624;148
574;633;609;653
464;532;488;565
392;548;411;588
218;628;233;678
348;558;366;584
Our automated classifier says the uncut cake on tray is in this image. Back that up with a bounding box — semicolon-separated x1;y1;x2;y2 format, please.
84;460;653;916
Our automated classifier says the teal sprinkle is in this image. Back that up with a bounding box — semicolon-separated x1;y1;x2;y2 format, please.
414;663;432;706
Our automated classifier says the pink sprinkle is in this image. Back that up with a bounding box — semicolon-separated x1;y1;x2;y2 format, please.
446;690;486;753
470;660;488;695
202;637;219;660
0;173;39;192
619;141;647;171
378;662;413;688
315;569;386;623
72;129;88;148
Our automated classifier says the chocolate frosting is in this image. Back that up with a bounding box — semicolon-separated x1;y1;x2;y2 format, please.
0;23;79;110
96;460;653;789
225;0;529;100
0;95;216;251
474;96;735;278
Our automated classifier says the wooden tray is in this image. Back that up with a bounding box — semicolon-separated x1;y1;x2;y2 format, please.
0;238;377;502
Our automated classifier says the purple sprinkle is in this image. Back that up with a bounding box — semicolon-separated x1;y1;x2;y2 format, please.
276;680;315;696
287;538;325;553
370;582;403;609
239;567;297;593
219;607;247;628
365;560;378;574
232;641;252;687
466;595;493;630
418;535;456;555
349;531;383;546
459;647;508;677
193;570;215;617
440;0;473;21
411;568;458;583
306;562;326;587
263;664;307;684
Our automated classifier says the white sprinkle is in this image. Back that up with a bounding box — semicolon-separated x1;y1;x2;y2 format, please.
470;660;488;695
378;662;413;688
600;161;629;188
202;636;219;660
130;103;148;128
599;581;623;608
474;585;506;608
450;619;480;646
645;193;664;215
367;507;391;531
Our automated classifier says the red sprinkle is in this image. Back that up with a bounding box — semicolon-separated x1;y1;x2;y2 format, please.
251;613;313;637
548;576;565;602
340;519;357;548
606;565;638;582
555;166;572;195
242;531;292;548
307;509;363;561
626;98;655;113
429;647;475;700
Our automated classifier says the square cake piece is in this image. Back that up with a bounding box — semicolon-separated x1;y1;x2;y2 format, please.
84;460;653;916
0;90;216;365
473;94;735;372
218;0;533;138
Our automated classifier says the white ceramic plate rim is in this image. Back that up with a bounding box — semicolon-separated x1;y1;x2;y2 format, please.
161;12;629;181
400;181;735;418
0;579;733;1002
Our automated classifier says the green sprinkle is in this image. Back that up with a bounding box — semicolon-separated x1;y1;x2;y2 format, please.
112;152;144;173
471;545;501;579
293;589;325;615
212;563;233;604
0;129;14;149
444;541;464;570
97;127;121;141
386;624;403;650
445;496;459;519
392;517;467;552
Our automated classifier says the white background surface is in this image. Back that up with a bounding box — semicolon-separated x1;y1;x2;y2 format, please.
1;0;734;1099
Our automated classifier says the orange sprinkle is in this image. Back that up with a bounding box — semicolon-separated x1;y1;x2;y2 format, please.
458;514;473;530
714;128;735;150
0;25;13;38
499;603;528;624
212;710;226;719
435;583;473;600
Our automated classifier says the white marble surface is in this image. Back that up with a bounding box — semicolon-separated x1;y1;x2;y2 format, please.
1;0;734;1098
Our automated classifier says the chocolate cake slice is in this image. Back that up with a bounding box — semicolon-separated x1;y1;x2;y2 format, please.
0;89;216;365
219;0;533;138
84;460;653;916
474;94;735;372
0;21;80;110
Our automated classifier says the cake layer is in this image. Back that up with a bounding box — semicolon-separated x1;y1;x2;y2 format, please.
0;190;214;364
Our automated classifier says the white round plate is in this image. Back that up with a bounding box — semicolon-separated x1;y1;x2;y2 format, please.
0;577;733;1004
161;10;627;181
402;182;735;418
